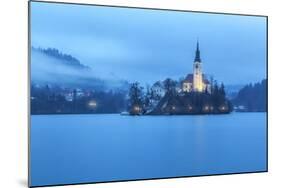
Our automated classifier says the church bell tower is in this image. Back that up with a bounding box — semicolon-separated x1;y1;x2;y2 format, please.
193;41;204;92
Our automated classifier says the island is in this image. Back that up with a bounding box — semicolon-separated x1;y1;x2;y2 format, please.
127;41;232;115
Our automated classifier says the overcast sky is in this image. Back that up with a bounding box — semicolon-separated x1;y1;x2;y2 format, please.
31;1;267;85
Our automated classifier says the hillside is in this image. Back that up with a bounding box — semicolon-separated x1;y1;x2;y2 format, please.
232;79;267;112
31;46;129;91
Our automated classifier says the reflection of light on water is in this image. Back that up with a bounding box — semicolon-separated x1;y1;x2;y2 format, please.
31;112;265;180
194;116;205;126
193;116;207;160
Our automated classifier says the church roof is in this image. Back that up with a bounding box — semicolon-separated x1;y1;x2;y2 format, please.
152;81;163;88
183;74;193;83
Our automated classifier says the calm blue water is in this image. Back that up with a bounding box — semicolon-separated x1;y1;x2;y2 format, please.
30;113;267;186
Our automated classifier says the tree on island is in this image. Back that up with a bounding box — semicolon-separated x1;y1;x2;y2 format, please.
128;82;144;115
163;78;177;94
212;82;224;108
143;85;157;113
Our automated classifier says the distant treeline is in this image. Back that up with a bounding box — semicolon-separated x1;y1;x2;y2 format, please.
30;78;267;115
232;79;267;112
31;85;127;114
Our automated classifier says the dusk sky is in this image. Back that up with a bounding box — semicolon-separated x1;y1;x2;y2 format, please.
31;1;267;85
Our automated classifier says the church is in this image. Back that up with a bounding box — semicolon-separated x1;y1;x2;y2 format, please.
182;41;211;93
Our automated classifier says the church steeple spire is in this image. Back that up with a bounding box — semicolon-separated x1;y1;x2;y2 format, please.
194;40;201;62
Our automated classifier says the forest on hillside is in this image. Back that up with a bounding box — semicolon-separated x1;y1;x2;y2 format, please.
232;79;267;112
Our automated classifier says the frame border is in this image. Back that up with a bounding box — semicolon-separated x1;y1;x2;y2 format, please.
28;0;268;187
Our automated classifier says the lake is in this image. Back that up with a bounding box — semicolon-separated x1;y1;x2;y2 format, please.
30;112;267;186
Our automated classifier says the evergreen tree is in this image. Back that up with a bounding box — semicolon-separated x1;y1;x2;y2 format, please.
210;76;214;94
219;83;226;98
163;78;176;95
232;79;267;112
128;82;144;114
212;81;220;108
143;85;152;112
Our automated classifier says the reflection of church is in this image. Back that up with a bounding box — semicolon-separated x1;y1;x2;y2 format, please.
182;41;211;93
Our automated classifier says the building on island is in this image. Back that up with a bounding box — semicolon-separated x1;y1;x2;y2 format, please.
151;81;165;98
182;41;211;93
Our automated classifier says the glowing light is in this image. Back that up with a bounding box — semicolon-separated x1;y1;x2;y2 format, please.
88;100;97;108
172;106;176;110
188;105;192;110
220;105;227;111
204;105;209;111
134;106;140;112
202;105;211;112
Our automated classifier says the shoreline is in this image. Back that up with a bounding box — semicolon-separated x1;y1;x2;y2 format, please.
30;111;266;116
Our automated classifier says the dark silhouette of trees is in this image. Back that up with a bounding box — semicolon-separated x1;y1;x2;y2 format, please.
147;78;232;115
163;78;176;94
128;82;144;115
232;79;267;112
30;84;127;114
31;78;237;115
143;85;153;113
